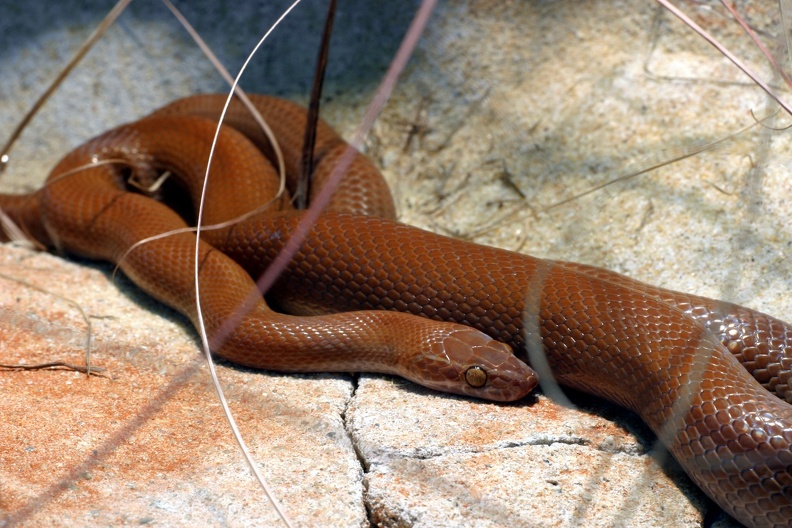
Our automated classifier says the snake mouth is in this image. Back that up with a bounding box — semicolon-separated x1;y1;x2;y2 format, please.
477;361;538;402
402;327;537;402
418;361;536;402
461;353;538;402
452;329;537;401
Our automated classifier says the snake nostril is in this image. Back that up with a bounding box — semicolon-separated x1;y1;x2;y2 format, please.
465;366;488;388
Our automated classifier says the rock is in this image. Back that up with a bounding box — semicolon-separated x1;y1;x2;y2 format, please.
1;1;784;526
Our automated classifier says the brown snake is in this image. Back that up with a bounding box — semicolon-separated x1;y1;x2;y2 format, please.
1;94;791;527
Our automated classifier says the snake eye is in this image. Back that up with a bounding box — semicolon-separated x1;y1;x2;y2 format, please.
464;366;488;388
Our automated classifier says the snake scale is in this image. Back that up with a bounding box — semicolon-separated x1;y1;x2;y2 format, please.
1;94;791;527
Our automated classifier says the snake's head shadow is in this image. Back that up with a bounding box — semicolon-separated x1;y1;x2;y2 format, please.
399;324;538;402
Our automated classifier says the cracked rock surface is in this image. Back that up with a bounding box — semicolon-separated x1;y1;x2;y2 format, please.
1;1;789;527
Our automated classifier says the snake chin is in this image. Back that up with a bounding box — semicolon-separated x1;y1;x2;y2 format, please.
398;325;537;402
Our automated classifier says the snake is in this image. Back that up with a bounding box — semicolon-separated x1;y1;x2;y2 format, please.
1;94;791;527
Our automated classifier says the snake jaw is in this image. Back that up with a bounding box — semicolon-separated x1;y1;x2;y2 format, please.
399;325;537;402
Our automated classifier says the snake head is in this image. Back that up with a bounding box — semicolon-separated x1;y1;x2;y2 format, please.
398;324;537;402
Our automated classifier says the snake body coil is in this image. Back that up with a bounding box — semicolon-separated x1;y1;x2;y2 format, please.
1;94;791;527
